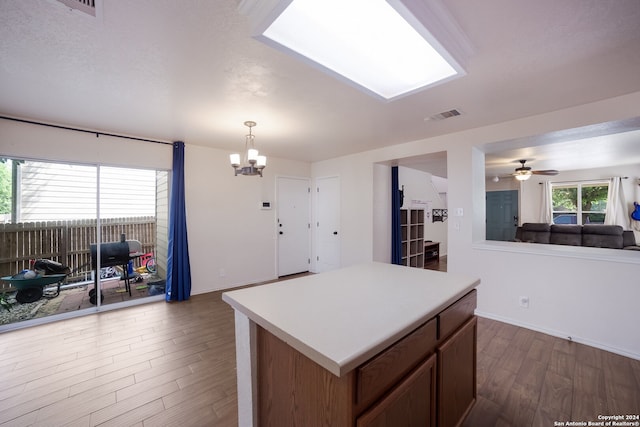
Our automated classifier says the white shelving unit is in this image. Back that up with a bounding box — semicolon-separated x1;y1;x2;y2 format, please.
400;209;425;268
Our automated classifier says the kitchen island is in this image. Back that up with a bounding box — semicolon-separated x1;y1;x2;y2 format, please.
223;262;480;427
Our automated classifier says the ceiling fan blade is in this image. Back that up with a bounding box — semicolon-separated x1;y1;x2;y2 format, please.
531;170;559;175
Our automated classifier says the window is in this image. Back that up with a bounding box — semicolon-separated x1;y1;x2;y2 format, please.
551;181;609;224
9;161;158;221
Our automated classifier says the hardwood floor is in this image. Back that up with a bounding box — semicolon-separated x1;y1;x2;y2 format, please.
425;255;447;272
1;288;638;426
463;317;640;427
0;291;238;427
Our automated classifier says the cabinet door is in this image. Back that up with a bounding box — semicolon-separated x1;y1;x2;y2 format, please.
437;316;477;427
356;353;436;427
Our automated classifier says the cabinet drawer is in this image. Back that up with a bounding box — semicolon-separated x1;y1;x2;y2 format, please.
357;318;437;406
438;289;477;340
357;353;437;427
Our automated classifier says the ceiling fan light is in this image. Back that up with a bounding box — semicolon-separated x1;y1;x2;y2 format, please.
515;172;531;181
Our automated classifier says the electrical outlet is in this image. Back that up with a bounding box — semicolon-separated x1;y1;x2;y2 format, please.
519;296;529;308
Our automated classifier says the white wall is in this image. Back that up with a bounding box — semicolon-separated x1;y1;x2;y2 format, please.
0;119;172;170
486;176;521;192
372;163;391;263
182;145;310;293
310;91;640;360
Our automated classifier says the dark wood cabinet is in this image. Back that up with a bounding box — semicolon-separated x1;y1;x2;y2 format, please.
356;318;437;407
437;316;477;427
357;353;436;427
255;289;477;427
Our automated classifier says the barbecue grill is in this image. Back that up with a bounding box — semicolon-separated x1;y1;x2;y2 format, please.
90;238;143;304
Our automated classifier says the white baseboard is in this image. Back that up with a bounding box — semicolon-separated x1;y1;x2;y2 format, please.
475;310;640;361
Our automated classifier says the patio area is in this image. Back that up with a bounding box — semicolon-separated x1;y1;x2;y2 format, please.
0;274;163;326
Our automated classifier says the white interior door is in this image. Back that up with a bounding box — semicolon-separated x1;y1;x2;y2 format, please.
316;176;340;273
277;176;310;276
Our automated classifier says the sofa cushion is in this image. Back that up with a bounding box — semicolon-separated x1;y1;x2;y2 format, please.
623;230;638;248
550;225;583;246
521;223;551;244
582;225;623;236
582;225;624;249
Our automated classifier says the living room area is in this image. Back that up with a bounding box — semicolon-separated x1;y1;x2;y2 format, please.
484;123;640;249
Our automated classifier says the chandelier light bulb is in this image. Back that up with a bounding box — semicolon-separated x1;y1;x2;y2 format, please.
229;121;267;177
230;153;241;167
248;149;259;163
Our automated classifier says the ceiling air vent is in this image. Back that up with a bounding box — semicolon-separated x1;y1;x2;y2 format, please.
425;109;462;121
57;0;96;16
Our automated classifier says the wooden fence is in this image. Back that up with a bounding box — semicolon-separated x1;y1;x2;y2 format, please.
0;217;156;288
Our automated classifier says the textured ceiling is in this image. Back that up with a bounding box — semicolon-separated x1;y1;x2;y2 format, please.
1;0;640;173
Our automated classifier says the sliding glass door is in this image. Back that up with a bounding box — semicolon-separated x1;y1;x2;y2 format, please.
0;157;168;328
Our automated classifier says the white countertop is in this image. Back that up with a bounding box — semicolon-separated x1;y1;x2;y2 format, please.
222;262;480;377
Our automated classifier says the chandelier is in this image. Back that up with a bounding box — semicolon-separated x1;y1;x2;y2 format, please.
229;121;267;177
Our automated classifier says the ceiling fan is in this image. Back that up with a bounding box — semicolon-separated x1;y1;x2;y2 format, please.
512;159;559;181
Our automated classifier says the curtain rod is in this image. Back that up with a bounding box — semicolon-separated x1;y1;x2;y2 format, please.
0;115;173;146
539;177;628;184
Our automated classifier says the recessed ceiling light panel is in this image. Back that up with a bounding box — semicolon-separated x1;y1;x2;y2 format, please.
246;0;467;101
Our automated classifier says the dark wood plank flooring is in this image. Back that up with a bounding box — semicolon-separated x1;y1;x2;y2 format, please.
463;317;640;427
425;255;447;272
1;286;638;426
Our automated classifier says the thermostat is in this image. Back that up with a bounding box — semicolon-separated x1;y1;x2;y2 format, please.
261;201;272;210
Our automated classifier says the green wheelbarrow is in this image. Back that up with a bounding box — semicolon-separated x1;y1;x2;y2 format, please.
0;274;67;303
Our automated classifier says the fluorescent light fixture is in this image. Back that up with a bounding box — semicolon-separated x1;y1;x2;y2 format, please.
259;0;464;100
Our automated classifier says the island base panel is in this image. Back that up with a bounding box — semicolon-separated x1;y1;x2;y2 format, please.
437;316;477;427
245;287;478;427
256;326;355;427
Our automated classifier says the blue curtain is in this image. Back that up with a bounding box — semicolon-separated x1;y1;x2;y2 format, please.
166;141;192;301
391;166;402;265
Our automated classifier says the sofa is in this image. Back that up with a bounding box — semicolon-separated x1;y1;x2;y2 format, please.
515;223;640;250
